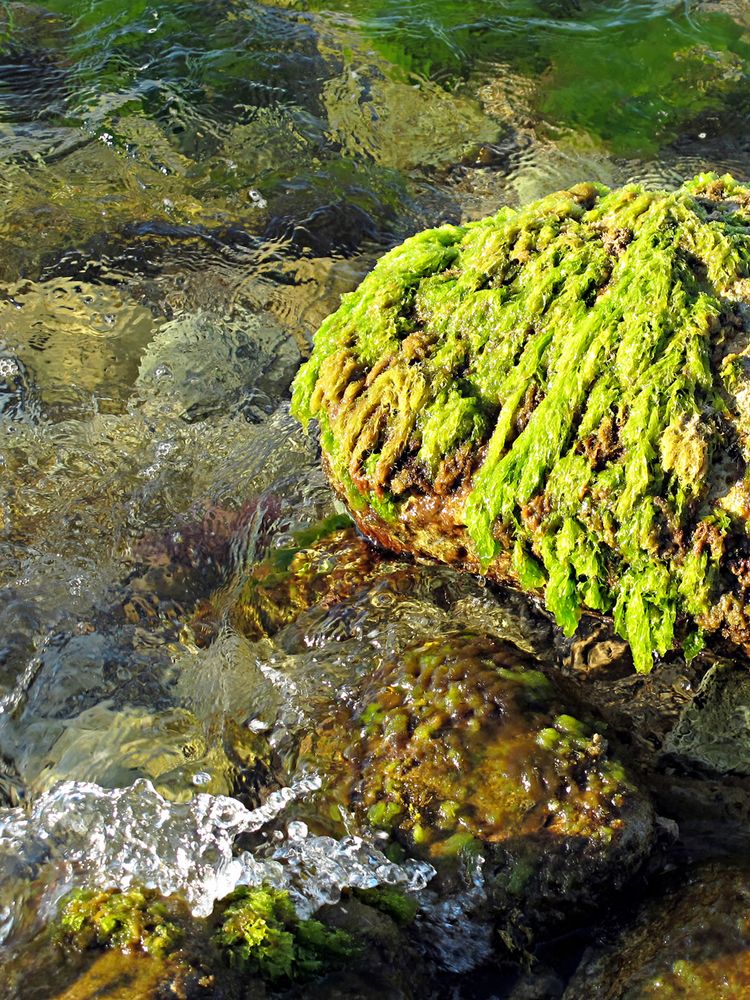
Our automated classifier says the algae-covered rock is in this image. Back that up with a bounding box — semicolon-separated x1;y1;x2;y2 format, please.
293;174;750;672
565;864;750;999
59;887;184;957
308;629;653;941
0;886;231;1000
2;883;363;999
1;879;433;998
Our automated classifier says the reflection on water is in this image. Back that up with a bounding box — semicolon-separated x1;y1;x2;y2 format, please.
2;0;750;989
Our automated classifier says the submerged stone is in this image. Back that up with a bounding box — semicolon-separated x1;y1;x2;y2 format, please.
226;514;389;641
22;705;272;801
306;629;653;943
1;887;231;1000
42;950;215;1000
292;173;750;672
565;864;750;999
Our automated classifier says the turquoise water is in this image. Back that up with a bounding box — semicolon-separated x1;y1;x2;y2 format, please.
1;0;750;994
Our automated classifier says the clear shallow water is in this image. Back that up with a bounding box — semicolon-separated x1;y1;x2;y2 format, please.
2;0;750;991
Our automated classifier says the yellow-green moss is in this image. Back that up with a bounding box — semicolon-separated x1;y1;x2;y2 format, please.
214;886;356;981
58;888;182;958
294;175;750;671
310;630;653;931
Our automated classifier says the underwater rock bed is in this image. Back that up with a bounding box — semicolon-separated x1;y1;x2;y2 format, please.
293;173;750;673
12;171;750;997
6;511;750;999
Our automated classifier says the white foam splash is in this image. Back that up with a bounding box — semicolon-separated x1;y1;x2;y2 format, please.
0;778;434;945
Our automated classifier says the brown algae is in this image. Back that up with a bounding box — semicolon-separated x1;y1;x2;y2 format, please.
308;629;653;940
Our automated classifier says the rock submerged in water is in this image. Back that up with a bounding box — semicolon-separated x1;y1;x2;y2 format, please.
306;628;654;945
565;864;750;999
2;884;427;1000
292;173;750;672
189;516;654;946
226;514;391;641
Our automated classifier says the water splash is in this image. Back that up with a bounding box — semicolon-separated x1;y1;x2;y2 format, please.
416;858;495;973
0;777;434;947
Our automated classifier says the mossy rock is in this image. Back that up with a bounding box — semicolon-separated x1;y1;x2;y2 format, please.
565;864;750;999
4;883;425;1000
306;629;653;944
1;887;232;1000
293;173;750;673
57;885;356;985
59;887;185;957
210;885;428;998
214;885;356;983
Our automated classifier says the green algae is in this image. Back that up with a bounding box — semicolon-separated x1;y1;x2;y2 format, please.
214;886;356;981
59;888;182;957
56;884;358;991
224;514;393;641
293;174;750;672
279;0;750;157
352;887;419;926
308;630;653;937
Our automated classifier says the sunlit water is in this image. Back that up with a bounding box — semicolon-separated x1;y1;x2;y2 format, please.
2;0;750;991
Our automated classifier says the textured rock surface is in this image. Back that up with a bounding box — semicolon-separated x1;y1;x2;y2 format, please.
307;629;654;942
226;515;392;641
0;887;231;1000
0;883;430;1000
293;174;750;671
565;864;750;999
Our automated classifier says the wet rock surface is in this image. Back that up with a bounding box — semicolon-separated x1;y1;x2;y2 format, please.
0;884;433;1000
0;886;233;999
303;627;654;949
565;863;750;999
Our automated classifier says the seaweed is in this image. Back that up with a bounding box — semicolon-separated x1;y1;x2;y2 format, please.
214;886;356;981
58;888;183;957
293;175;750;671
307;630;653;942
